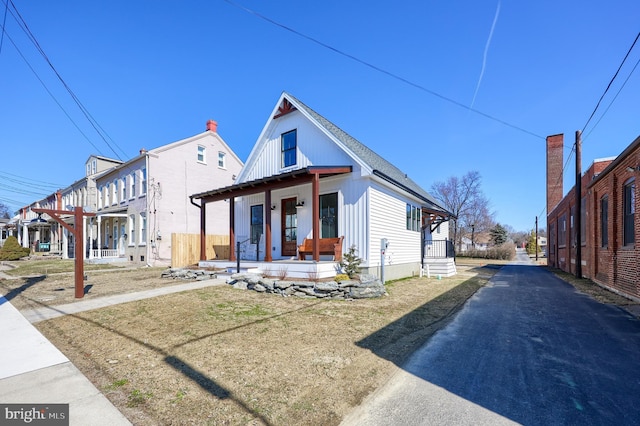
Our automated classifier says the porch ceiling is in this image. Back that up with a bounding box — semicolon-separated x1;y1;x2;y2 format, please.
190;165;352;204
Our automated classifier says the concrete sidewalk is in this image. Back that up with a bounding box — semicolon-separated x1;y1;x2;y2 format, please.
0;277;226;425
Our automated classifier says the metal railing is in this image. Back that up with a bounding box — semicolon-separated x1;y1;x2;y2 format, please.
424;240;455;259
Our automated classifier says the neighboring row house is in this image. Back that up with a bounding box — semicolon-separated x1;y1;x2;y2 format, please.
546;133;639;301
11;121;243;266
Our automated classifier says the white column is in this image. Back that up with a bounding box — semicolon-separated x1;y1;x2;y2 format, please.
97;216;102;259
89;219;94;259
62;229;68;259
22;223;28;248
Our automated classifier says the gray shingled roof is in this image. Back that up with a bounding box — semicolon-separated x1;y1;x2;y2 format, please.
284;92;450;215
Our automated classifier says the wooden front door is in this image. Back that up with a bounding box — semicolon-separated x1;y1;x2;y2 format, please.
281;198;298;257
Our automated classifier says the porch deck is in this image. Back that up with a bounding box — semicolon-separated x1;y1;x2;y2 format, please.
198;259;341;280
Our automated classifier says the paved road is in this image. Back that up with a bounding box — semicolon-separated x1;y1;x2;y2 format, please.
342;251;640;425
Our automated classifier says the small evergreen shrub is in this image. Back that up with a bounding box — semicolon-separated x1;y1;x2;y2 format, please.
0;236;31;261
339;245;362;278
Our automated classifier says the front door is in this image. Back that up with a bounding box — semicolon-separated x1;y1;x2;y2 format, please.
281;197;298;257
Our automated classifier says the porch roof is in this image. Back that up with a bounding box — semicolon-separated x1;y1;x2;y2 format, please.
190;165;353;203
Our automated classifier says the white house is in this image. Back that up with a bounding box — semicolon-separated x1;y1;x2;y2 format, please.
191;93;455;280
91;120;243;264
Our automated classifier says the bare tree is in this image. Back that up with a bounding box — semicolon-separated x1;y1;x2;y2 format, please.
0;203;9;219
430;171;494;250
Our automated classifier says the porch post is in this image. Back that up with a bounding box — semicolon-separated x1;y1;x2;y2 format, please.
97;216;102;259
312;173;320;261
229;196;236;261
200;201;207;261
265;190;272;262
89;218;94;259
82;216;87;259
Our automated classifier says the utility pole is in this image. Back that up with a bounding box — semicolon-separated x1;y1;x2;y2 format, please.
535;216;538;262
575;130;582;278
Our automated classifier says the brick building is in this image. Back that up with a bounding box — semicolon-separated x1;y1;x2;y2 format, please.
547;133;639;301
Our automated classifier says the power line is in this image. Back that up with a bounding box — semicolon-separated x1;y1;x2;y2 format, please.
584;54;640;141
223;0;545;140
581;31;640;134
2;0;127;160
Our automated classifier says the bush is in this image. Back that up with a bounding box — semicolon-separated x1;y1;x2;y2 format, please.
339;245;362;278
458;242;515;261
0;236;31;261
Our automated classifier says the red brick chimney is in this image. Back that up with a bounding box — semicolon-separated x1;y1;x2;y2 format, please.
206;120;218;132
546;134;564;215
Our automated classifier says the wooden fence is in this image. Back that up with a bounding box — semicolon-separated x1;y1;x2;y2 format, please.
171;233;230;268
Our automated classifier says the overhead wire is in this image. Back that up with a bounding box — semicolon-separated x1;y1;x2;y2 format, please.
2;0;127;160
222;0;545;140
581;31;640;135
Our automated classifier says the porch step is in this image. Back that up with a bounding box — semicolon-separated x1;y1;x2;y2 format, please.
423;259;457;277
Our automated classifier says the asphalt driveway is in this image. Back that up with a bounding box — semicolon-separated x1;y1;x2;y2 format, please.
343;251;640;425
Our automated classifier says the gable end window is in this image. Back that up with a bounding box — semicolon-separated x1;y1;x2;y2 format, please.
218;152;226;169
281;130;297;168
623;179;635;246
197;145;206;164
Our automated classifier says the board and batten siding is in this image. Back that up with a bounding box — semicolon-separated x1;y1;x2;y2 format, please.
369;185;422;267
242;111;356;183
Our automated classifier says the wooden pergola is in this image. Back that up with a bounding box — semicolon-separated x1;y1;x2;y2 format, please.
190;166;352;263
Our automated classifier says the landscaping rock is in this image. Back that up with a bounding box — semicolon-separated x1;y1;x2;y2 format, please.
162;268;217;281
226;274;387;299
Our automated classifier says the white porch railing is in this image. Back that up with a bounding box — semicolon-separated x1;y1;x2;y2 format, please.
91;249;119;258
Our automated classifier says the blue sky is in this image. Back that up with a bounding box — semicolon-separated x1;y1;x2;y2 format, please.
1;0;639;232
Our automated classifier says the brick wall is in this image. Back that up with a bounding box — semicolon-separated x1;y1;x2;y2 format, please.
547;134;640;301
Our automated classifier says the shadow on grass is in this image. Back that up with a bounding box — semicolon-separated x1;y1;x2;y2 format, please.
0;275;47;305
28;295;326;425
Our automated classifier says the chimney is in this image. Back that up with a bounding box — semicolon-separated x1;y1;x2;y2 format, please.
140;148;147;156
206;119;218;132
546;134;564;216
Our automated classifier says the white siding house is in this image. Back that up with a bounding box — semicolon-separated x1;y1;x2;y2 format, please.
192;93;454;280
92;121;243;264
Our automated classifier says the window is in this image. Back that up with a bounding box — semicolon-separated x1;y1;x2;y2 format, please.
601;196;608;247
140;212;147;244
104;184;110;207
197;145;206;163
141;168;147;195
131;173;137;199
623;179;635;245
112;180;118;204
218;152;226;169
320;193;338;238
570;205;575;246
250;205;263;244
281;130;297;168
121;177;126;201
559;214;567;247
406;204;421;232
129;214;136;245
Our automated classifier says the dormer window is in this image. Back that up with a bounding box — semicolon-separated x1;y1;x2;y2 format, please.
281;129;297;168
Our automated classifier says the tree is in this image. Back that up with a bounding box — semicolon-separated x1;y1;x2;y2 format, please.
430;171;494;251
526;230;539;255
490;223;509;246
0;202;9;219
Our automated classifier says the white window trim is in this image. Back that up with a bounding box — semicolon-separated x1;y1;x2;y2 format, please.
197;145;206;164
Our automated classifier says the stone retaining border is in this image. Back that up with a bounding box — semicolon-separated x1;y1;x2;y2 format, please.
226;272;387;299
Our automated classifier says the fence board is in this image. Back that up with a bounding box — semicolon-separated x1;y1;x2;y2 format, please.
171;233;229;268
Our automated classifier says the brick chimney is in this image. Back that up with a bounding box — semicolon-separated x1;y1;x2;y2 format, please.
206;120;218;132
546;134;564;215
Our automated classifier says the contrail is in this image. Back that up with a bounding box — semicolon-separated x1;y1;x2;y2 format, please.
470;0;501;110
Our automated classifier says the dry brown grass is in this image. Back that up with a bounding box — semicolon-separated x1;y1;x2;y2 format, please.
2;261;498;425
